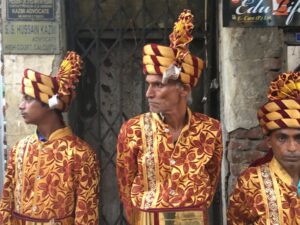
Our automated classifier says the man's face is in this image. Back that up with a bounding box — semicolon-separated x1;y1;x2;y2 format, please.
267;128;300;169
145;74;186;114
19;95;51;125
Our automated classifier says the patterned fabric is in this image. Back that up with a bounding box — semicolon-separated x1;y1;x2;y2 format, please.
257;72;300;134
268;72;300;100
135;210;207;225
227;158;300;225
116;109;223;225
21;51;82;112
142;9;204;87
260;164;280;224
0;127;100;225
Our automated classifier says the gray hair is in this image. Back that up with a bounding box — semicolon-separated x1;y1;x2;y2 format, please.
175;81;193;105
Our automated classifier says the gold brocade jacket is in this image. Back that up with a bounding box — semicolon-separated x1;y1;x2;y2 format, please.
227;158;300;225
116;109;223;222
0;127;100;225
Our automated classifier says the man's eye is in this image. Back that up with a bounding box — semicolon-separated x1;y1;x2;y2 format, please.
295;135;300;143
23;96;34;102
155;83;163;88
277;136;286;142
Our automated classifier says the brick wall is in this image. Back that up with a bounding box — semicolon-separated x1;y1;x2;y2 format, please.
226;126;269;194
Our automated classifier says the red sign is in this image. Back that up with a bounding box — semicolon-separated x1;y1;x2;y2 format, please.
272;0;289;15
232;0;240;4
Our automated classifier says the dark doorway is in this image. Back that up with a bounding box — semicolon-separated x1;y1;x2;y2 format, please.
65;1;220;224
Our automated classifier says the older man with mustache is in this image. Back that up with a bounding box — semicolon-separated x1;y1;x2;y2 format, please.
116;9;223;225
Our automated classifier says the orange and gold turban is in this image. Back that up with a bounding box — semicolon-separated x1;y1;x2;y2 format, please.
142;9;204;87
21;51;83;112
258;72;300;134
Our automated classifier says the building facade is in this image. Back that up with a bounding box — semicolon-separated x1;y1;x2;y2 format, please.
1;0;300;224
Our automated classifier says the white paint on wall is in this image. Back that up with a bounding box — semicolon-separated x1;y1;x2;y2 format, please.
287;46;300;71
220;28;283;133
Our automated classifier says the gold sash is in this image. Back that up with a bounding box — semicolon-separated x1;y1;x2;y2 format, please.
136;210;207;225
259;160;285;225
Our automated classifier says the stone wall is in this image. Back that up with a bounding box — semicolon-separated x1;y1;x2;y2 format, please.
219;27;284;199
0;0;4;193
220;28;283;133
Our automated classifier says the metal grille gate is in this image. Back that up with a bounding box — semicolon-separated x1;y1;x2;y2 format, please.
65;1;219;224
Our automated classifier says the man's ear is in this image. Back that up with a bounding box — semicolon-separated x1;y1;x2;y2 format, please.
265;135;272;149
181;84;191;97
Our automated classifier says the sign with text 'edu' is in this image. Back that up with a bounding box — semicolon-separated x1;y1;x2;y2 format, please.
3;21;60;54
7;0;55;21
223;0;300;27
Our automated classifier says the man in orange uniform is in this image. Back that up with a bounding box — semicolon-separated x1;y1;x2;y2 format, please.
227;72;300;224
116;10;223;225
0;52;100;225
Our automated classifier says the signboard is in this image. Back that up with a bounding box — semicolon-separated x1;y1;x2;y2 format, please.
3;21;60;54
223;0;300;27
7;0;55;21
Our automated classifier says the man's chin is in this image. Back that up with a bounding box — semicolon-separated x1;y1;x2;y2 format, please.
149;107;160;113
149;106;156;112
23;119;34;125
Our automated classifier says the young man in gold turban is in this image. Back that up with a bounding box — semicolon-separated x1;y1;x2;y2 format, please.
116;10;223;225
227;72;300;224
0;52;100;225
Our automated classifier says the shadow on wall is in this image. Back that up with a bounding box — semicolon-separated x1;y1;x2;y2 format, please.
294;64;300;72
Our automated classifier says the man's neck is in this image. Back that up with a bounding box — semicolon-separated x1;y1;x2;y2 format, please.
36;114;65;140
161;106;188;131
282;164;300;186
290;169;300;187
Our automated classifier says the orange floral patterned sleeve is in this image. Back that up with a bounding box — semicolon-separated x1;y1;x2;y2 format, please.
0;144;18;224
204;124;223;206
116;119;140;222
74;139;100;225
227;167;263;225
0;127;100;225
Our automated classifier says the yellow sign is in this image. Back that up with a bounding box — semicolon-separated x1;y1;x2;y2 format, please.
3;21;60;54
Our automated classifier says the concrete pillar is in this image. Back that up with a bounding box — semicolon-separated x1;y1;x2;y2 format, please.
218;1;285;224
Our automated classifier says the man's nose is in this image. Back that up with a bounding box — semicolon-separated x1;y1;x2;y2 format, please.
19;100;25;110
146;85;154;98
287;139;297;152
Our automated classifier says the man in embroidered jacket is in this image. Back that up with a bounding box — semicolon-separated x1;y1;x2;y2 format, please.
0;52;100;225
227;72;300;224
116;10;223;225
